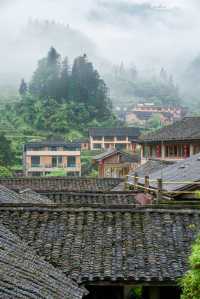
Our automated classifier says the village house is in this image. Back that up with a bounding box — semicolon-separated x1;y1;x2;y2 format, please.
23;140;81;177
125;103;185;126
89;127;141;151
92;149;140;178
139;117;200;164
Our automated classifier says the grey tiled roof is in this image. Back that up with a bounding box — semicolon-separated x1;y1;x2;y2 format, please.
89;127;141;138
93;149;140;163
0;177;123;192
24;140;81;150
19;188;52;203
0;222;85;299
129;159;176;178
137;153;200;192
0;185;51;204
43;191;136;205
1;204;199;284
140;117;200;142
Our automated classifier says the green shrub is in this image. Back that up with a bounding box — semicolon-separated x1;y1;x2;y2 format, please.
181;236;200;299
0;166;12;177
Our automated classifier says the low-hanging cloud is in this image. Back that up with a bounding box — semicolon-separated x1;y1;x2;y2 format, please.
0;0;200;86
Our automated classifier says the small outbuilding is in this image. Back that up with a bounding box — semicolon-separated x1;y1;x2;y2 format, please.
93;149;140;178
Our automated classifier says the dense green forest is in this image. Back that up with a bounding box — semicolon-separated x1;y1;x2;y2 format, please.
1;47;118;138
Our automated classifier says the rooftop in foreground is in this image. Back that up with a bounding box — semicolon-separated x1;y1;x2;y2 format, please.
0;221;85;299
1;203;199;284
0;177;123;192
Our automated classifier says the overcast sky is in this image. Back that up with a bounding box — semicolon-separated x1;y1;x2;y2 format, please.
1;0;200;73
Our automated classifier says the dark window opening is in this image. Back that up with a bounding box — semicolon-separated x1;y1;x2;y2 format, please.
67;156;76;167
31;156;40;167
52;156;63;167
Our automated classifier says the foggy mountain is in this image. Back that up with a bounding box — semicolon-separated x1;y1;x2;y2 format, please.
0;20;97;88
1;0;200;108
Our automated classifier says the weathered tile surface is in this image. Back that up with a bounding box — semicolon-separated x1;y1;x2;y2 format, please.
0;205;199;284
0;222;85;298
0;177;123;192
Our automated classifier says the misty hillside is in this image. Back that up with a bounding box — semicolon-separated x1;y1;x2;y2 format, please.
103;64;181;107
0;16;200;112
0;20;96;87
180;54;200;107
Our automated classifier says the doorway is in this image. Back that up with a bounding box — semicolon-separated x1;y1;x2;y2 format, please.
85;286;123;299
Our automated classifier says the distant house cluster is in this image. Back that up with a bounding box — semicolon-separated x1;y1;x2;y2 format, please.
22;127;142;177
22;117;200;179
120;103;186;126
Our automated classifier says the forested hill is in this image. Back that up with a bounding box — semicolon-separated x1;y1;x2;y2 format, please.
0;47;118;140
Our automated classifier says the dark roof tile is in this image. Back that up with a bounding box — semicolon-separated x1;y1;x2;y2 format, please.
89;127;141;138
140;117;200;142
0;185;51;204
0;222;85;298
130;159;176;178
0;205;199;284
93;149;140;163
24;140;81;150
43;191;136;205
0;177;123;192
137;153;200;192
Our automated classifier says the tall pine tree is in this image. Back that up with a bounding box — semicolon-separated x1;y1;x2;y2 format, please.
19;79;28;95
29;47;61;101
60;57;70;101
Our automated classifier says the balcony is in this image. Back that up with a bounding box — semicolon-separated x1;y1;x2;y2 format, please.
30;163;78;168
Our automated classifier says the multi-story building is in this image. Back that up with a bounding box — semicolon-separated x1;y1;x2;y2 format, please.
88;127;141;151
23;140;81;176
139;117;200;164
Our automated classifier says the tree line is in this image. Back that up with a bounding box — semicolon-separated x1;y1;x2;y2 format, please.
16;47;116;135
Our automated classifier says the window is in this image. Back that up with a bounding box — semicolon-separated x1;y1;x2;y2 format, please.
52;156;63;167
31;156;40;167
165;144;189;158
93;144;102;149
143;145;151;158
67;156;76;167
194;145;200;155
